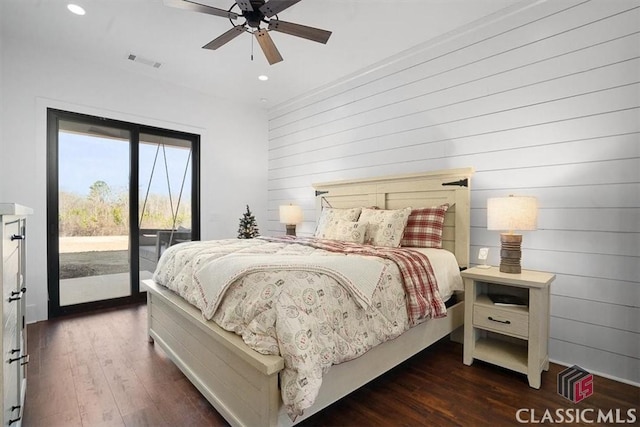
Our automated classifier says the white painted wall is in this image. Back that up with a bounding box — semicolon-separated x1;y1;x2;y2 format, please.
0;0;4;203
266;0;639;384
0;36;269;323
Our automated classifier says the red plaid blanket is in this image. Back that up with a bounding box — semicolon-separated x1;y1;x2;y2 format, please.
259;236;447;325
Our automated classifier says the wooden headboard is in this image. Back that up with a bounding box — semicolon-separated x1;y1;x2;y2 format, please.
313;168;474;268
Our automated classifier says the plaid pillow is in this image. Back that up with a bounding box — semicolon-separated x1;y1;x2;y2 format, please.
400;204;450;248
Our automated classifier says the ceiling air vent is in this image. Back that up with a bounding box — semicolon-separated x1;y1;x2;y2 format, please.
127;54;162;69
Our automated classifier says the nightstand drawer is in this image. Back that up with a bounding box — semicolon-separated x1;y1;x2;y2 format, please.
473;305;529;338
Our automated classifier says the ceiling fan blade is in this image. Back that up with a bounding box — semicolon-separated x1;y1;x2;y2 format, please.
202;25;246;50
255;29;283;65
268;20;331;44
259;0;302;18
234;0;254;12
165;0;239;20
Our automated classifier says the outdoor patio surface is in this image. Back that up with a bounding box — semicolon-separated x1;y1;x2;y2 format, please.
58;235;151;305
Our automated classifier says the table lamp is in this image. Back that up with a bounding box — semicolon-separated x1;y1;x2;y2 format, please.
279;204;303;236
487;195;538;274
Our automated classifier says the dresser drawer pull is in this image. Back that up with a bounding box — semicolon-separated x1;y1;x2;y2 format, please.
8;288;25;302
10;234;24;241
488;316;511;325
8;416;21;425
10;348;20;354
8;293;22;302
8;354;27;364
10;405;21;412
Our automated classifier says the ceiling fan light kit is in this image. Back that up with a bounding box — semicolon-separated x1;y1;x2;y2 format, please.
167;0;332;65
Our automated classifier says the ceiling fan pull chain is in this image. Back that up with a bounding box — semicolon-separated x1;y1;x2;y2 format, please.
251;31;254;61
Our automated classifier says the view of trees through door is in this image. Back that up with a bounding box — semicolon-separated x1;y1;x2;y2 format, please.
57;121;132;306
47;109;200;317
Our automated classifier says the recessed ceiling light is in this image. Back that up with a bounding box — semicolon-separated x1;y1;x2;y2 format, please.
258;75;269;81
67;4;86;15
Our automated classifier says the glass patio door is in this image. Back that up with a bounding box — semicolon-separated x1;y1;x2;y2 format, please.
57;120;132;307
138;133;194;278
47;109;200;317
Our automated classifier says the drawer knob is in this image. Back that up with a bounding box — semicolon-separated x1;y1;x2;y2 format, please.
10;234;24;241
488;316;511;325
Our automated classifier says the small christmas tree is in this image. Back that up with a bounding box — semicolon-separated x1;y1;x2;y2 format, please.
238;205;260;239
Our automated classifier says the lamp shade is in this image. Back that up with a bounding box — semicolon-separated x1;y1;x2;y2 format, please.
487;196;538;232
279;205;303;225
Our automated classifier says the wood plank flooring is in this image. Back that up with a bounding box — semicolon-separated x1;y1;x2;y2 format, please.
24;303;638;426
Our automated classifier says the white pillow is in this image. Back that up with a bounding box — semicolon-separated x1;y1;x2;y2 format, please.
325;220;368;244
359;207;412;247
314;207;362;239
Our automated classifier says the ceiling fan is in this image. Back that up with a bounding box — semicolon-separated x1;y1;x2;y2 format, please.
166;0;332;65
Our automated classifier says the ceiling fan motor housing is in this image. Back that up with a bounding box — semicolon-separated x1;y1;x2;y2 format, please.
245;0;267;28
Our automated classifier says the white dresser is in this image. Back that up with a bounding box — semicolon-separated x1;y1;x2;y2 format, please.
0;204;32;426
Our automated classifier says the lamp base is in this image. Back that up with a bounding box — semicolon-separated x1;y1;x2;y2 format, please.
499;233;522;274
285;224;297;236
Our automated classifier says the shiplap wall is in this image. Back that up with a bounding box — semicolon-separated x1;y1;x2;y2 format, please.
266;0;640;385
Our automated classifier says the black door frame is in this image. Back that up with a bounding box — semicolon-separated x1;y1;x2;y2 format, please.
46;108;200;317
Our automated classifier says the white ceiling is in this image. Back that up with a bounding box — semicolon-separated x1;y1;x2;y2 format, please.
1;0;519;107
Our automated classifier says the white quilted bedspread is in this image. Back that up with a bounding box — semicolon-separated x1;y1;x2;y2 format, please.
153;237;441;419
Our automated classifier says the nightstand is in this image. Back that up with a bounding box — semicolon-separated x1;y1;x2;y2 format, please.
462;266;555;389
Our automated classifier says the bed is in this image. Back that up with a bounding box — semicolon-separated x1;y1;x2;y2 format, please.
142;167;474;426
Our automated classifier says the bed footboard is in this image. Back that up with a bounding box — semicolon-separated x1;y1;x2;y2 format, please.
144;279;464;426
143;279;284;427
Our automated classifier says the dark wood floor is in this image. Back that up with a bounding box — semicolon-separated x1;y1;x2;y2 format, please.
24;303;637;426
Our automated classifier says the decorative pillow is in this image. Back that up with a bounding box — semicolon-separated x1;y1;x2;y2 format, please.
400;204;450;248
358;207;412;247
314;207;362;239
325;220;368;244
